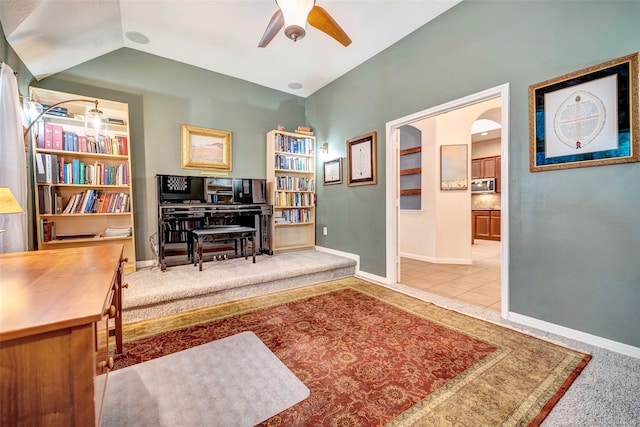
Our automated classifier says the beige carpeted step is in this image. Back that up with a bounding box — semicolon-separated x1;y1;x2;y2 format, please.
122;250;356;323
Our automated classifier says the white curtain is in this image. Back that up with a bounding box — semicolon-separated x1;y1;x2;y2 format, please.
0;62;28;253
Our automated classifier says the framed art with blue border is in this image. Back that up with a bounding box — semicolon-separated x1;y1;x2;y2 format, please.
528;52;638;172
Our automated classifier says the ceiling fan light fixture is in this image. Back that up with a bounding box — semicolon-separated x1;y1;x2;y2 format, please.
276;0;314;41
284;25;306;41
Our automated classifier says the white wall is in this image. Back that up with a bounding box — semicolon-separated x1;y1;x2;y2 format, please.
472;138;501;159
400;97;501;264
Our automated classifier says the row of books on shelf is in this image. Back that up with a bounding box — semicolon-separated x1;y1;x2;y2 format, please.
36;153;129;185
274;133;315;156
273;191;316;207
60;158;129;186
38;186;62;214
61;190;131;214
40;220;56;242
275;176;315;192
274;208;313;224
274;154;313;172
39;187;131;215
35;121;128;155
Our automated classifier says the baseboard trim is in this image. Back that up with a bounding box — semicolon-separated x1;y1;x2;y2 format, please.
400;252;472;265
355;270;390;285
315;246;389;285
315;246;360;272
508;312;640;359
136;259;156;269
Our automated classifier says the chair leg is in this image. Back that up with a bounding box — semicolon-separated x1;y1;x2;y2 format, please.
243;236;248;260
252;233;256;263
193;236;198;267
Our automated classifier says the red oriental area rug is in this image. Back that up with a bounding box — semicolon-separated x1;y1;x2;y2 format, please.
116;277;590;426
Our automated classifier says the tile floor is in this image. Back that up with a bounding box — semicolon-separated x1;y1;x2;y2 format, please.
400;239;502;311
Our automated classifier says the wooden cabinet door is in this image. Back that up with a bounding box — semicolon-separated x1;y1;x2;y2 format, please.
471;159;482;179
481;157;496;178
490;211;501;239
474;212;491;239
471;156;498;179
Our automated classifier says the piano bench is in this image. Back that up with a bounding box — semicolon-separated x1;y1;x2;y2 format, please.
191;226;256;271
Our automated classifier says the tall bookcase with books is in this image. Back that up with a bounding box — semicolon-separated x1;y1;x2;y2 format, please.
29;87;136;272
266;129;316;251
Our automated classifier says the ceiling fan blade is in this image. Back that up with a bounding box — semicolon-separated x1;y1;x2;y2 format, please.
308;5;352;47
258;9;285;48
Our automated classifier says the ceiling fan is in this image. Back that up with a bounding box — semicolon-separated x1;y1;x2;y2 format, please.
258;0;352;48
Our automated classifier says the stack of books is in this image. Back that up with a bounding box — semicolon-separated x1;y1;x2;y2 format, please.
103;227;132;238
295;125;314;136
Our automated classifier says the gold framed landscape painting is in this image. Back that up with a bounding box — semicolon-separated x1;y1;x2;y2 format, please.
528;52;639;172
181;124;232;172
440;144;468;190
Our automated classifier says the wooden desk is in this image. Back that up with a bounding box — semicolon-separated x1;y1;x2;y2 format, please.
0;245;125;427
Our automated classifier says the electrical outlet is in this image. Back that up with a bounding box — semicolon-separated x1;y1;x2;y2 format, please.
323;227;328;236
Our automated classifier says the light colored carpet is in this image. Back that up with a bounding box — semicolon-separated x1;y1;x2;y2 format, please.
123;249;356;323
101;331;309;427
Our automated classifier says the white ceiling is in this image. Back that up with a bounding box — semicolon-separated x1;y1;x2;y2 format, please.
0;0;461;97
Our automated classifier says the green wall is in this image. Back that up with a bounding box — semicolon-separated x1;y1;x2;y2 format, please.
32;49;306;262
307;0;640;348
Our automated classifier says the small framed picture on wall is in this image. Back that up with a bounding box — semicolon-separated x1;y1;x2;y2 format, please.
323;158;343;185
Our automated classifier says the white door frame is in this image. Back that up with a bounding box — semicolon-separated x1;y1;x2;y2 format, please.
385;83;511;318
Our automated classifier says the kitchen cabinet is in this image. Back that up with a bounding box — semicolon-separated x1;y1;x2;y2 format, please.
472;210;501;241
471;156;501;193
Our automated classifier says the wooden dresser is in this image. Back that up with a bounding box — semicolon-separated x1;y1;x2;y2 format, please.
0;245;125;426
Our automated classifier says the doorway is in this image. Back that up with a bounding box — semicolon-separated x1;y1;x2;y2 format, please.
385;84;510;318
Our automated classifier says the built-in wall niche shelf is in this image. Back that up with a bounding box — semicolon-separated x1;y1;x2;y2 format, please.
400;146;422;200
400;168;422;176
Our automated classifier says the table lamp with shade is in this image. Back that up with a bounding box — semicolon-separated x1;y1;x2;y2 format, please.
0;187;23;234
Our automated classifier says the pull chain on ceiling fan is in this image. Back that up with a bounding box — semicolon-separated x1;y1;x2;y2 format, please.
258;0;352;48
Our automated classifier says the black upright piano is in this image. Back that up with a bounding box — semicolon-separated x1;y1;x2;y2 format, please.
157;174;273;271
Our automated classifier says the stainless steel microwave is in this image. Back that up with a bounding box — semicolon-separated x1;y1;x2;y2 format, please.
471;178;496;194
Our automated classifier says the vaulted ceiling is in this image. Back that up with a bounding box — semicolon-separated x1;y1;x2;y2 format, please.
0;0;461;97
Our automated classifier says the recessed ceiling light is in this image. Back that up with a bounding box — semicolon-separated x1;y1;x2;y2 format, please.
288;82;303;90
125;31;150;44
481;132;489;136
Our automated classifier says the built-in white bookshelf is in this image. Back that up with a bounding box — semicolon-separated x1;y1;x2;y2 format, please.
29;87;136;272
266;129;316;251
